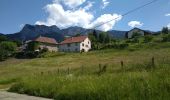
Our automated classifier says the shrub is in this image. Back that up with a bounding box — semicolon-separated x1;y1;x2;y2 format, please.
26;41;39;51
132;38;140;43
15;51;40;59
38;52;65;58
41;47;49;53
162;34;170;42
0;35;8;42
144;35;153;43
0;41;17;61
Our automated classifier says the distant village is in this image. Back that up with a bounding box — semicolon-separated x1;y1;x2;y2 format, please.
22;28;154;53
23;35;91;52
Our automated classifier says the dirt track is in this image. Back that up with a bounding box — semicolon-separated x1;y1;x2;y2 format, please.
0;91;52;100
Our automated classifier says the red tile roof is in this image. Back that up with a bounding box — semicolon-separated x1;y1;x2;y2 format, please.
34;36;58;44
60;36;88;44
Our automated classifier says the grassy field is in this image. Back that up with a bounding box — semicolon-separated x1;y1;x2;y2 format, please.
0;42;170;100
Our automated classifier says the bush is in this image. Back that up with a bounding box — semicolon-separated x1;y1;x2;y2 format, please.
0;35;8;42
101;43;129;50
38;52;66;58
26;41;39;51
0;41;17;61
41;48;49;53
144;35;153;43
162;34;170;42
15;51;40;59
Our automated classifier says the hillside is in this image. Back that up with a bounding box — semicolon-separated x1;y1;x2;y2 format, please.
0;42;170;99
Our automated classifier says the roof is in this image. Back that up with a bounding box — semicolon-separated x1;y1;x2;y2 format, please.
128;28;153;34
125;28;153;38
34;36;58;44
60;36;88;44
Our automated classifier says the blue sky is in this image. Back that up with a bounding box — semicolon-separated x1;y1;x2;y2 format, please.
0;0;170;34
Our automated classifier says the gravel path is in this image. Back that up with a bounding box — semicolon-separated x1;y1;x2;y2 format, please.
0;91;52;100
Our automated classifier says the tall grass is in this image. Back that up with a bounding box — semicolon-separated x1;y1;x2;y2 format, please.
0;43;170;99
9;60;170;100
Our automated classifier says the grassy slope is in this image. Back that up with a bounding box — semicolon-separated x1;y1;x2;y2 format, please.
0;43;170;99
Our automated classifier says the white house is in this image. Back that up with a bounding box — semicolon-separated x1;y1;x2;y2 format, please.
125;28;152;38
59;36;91;52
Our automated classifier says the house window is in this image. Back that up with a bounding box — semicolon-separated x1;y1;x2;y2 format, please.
88;41;90;44
67;44;71;47
75;43;78;46
82;43;84;47
85;45;88;48
75;48;78;51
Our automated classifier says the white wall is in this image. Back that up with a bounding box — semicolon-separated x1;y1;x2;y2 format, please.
59;38;91;52
80;38;91;52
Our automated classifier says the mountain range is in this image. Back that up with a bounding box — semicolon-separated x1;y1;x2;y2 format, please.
2;24;128;42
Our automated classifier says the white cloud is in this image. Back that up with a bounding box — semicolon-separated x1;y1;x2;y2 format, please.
84;1;94;11
53;0;86;9
36;0;122;31
36;2;94;29
102;0;110;9
89;14;122;31
128;21;143;28
165;13;170;17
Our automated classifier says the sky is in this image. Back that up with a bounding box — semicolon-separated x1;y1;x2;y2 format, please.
0;0;170;34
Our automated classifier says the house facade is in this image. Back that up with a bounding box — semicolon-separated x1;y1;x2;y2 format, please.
125;28;152;38
23;36;58;52
34;36;58;52
59;36;91;52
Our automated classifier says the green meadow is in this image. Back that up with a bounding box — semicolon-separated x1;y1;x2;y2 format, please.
0;42;170;100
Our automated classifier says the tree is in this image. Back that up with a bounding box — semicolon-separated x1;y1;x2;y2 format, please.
12;40;22;47
74;33;81;37
98;32;111;43
26;41;39;51
88;33;98;50
99;32;106;43
88;33;97;43
93;30;98;39
0;41;17;61
162;27;169;34
0;41;16;53
105;33;111;43
0;35;7;43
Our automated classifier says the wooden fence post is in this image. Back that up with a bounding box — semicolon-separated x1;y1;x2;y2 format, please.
121;61;124;70
152;57;155;69
58;68;60;74
102;64;107;72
